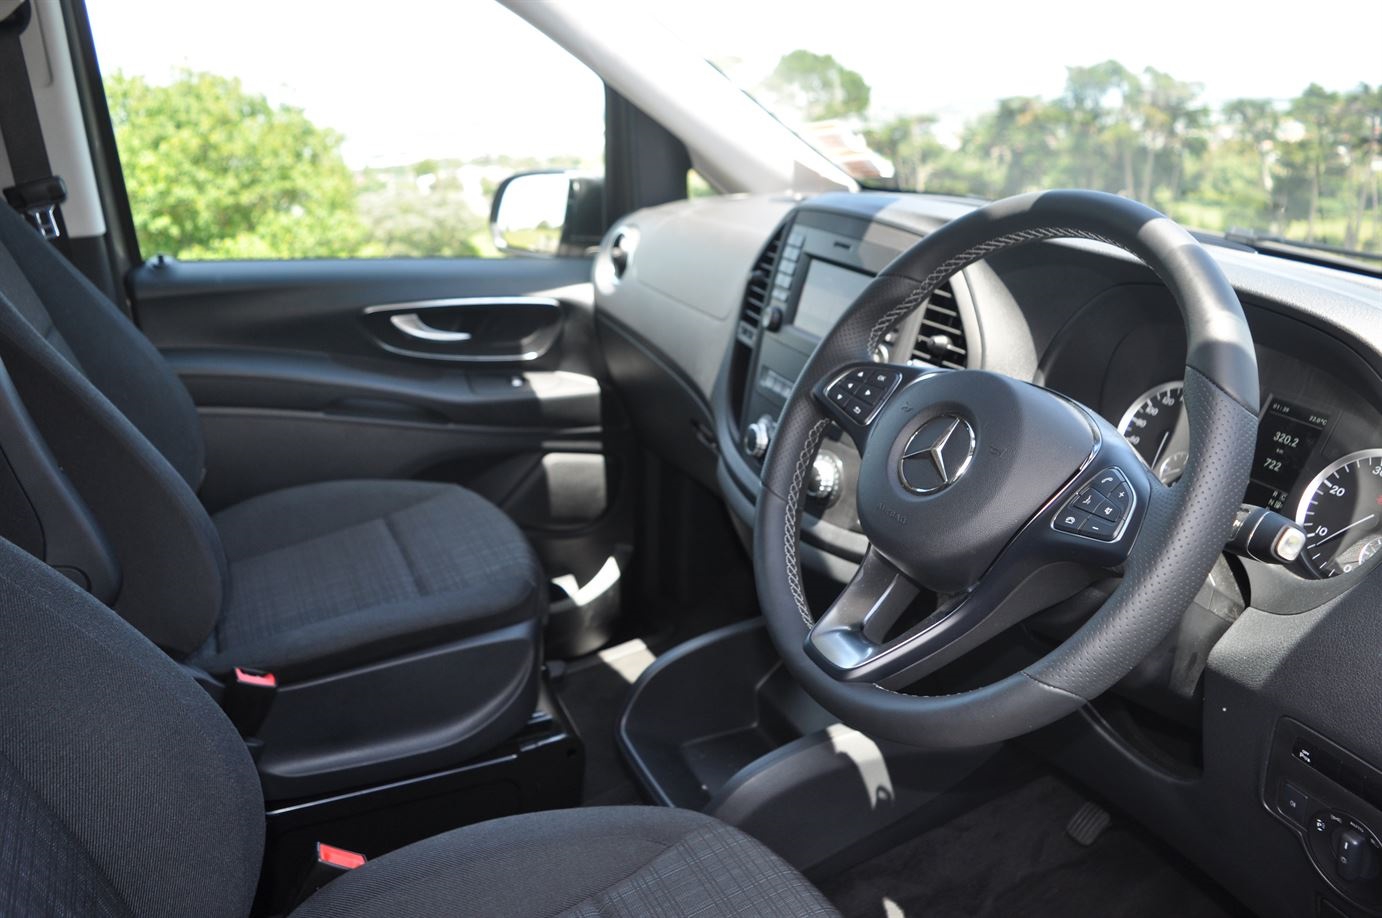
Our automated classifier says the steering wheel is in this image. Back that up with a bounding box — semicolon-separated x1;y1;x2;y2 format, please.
754;190;1260;748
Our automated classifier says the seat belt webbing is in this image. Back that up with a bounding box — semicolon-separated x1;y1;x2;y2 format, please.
0;0;71;249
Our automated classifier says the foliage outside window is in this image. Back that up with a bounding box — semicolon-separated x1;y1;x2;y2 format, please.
105;71;597;261
752;52;1381;256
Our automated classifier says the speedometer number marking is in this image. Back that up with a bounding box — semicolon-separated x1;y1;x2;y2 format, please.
1297;451;1382;577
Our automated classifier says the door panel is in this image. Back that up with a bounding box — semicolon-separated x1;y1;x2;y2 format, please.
130;257;597;370
128;255;633;658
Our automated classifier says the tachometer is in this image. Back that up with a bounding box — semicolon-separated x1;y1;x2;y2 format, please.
1295;449;1382;577
1117;381;1187;484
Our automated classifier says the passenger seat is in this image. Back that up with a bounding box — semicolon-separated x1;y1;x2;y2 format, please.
0;205;546;799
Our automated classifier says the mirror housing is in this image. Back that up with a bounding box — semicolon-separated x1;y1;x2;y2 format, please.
490;170;605;257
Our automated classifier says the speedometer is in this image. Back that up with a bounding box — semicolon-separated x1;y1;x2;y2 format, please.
1295;449;1382;577
1117;381;1187;484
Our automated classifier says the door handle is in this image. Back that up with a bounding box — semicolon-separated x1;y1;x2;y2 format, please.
388;313;473;343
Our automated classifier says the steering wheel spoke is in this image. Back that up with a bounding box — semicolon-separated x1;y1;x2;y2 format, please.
805;548;921;674
807;425;1157;690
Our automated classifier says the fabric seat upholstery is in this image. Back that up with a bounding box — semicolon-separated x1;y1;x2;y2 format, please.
0;538;839;918
291;806;841;918
195;480;544;679
0;203;544;686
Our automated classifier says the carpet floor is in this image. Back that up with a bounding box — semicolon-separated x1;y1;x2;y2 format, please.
820;774;1251;918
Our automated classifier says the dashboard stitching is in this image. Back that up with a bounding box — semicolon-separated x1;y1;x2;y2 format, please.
786;418;830;625
867;227;1115;351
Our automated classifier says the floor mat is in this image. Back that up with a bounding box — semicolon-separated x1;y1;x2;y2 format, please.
819;774;1250;918
555;639;655;807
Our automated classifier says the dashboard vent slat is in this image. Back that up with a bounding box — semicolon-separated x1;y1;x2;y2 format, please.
738;224;787;343
910;283;968;369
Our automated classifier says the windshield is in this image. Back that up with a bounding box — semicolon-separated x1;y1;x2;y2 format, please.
657;0;1382;259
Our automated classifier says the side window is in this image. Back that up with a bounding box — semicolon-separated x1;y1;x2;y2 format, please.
85;2;605;261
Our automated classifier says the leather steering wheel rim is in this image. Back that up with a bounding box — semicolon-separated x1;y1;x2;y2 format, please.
753;189;1260;748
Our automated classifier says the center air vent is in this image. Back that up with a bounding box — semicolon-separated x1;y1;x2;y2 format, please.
737;224;787;345
910;283;968;369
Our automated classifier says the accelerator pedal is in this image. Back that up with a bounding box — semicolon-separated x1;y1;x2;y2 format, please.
1066;800;1112;847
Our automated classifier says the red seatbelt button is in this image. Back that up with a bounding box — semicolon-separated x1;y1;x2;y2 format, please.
317;843;366;871
234;667;277;688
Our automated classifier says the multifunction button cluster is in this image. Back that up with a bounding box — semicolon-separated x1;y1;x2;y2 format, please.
765;230;806;327
825;367;903;424
1052;467;1132;541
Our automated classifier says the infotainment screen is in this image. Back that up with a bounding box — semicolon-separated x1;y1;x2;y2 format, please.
792;260;873;338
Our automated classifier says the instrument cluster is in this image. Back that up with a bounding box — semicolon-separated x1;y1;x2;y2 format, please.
1117;381;1382;578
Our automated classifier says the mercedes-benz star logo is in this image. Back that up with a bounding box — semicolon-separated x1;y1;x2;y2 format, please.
899;416;976;494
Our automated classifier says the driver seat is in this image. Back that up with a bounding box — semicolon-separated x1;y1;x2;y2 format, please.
0;535;838;918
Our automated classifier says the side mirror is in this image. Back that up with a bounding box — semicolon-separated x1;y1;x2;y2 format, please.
490;170;605;257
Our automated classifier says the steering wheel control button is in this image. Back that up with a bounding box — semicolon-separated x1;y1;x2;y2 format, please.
1054;508;1091;534
1078;514;1119;540
899;415;976;494
824;366;906;426
1072;489;1107;515
1091;468;1132;504
1054;468;1135;541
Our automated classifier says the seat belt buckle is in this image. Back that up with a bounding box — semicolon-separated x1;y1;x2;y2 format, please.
3;175;67;239
223;666;277;739
292;843;367;907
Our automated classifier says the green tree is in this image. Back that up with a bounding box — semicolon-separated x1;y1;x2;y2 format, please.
105;70;369;259
864;114;942;190
763;50;870;121
1058;60;1139;193
1220;98;1286;231
355;162;486;258
1287;83;1345;240
1131;68;1207;206
1336;84;1382;249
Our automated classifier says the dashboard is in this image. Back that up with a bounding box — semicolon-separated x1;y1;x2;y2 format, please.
591;188;1382;918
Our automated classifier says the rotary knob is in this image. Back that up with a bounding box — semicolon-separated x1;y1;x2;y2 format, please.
806;451;844;505
1335;826;1380;882
744;416;775;460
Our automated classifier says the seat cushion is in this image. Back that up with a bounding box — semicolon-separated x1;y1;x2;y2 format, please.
194;480;544;679
290;806;840;918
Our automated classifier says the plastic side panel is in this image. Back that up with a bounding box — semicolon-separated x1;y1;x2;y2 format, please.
595;196;795;403
256;619;540;802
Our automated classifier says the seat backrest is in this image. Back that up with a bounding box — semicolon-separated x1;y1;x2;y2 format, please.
0;207;226;652
0;536;262;917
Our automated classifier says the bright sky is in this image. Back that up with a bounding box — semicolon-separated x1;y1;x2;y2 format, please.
85;0;1381;169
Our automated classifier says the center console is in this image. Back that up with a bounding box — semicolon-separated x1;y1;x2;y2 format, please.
716;203;979;566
